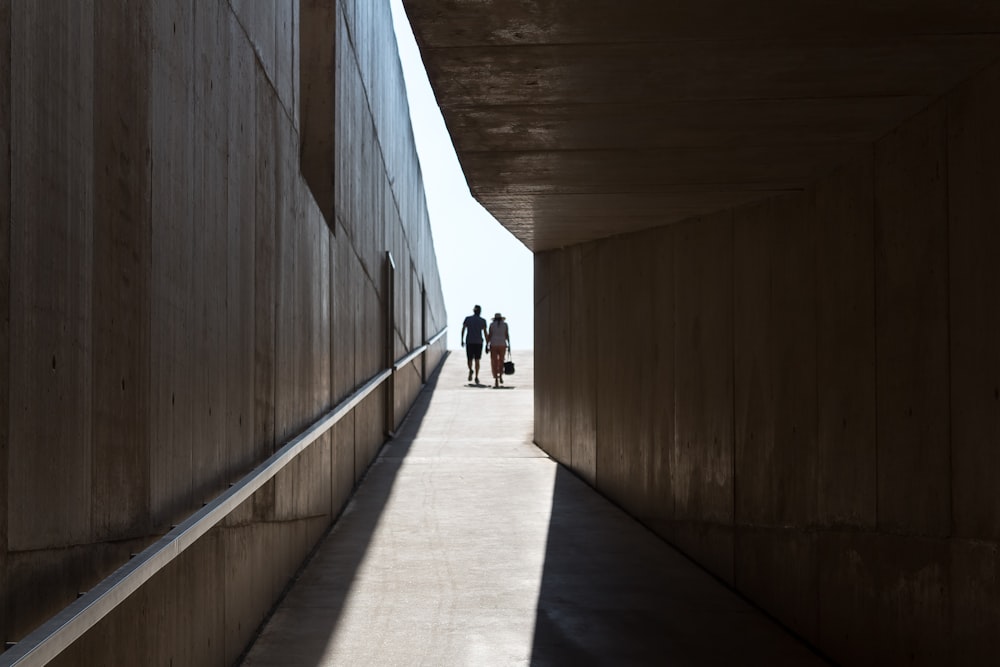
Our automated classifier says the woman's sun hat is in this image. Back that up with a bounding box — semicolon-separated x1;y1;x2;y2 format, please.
494;312;504;320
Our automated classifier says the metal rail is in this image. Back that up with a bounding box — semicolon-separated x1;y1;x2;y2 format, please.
393;345;427;371
426;328;447;346
1;327;447;667
392;328;447;372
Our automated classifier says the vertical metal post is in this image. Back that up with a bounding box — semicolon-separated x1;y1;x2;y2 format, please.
420;282;427;383
385;251;396;436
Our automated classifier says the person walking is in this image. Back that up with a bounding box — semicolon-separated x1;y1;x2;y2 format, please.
487;312;510;388
460;305;488;384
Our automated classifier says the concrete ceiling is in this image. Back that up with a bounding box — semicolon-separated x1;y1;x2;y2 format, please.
402;0;1000;252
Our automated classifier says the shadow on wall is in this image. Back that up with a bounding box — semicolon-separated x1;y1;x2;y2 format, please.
238;354;449;665
528;466;830;666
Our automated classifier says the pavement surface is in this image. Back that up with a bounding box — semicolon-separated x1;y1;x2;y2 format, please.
241;351;827;666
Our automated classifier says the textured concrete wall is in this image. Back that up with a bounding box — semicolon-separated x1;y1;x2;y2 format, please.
0;0;445;663
535;57;1000;665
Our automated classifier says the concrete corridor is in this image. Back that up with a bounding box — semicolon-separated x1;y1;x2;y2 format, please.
240;352;826;666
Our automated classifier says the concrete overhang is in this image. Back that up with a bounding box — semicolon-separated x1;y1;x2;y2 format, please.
402;0;1000;252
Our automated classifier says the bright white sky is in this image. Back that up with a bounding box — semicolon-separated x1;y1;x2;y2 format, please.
389;0;535;350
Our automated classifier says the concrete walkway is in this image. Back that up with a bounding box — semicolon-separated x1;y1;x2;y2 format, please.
241;352;826;666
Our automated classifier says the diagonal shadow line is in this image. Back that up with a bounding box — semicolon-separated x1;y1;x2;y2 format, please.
238;353;449;666
242;348;825;666
528;466;832;666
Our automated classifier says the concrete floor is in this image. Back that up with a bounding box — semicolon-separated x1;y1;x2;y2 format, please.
240;352;827;666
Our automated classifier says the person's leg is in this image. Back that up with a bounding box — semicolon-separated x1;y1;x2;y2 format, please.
489;346;498;385
466;345;475;381
491;345;506;385
471;344;482;383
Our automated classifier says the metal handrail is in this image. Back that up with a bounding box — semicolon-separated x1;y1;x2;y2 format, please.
392;325;448;372
426;328;447;346
393;345;427;371
393;326;449;371
1;326;447;667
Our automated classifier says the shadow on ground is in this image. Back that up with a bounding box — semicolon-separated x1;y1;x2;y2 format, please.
529;467;830;666
239;355;448;666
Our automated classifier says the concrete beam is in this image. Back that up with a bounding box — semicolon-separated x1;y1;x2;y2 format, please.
404;0;1000;251
405;0;1000;46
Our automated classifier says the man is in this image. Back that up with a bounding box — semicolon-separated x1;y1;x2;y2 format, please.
460;305;488;384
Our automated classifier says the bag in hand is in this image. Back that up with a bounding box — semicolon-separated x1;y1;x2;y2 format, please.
503;356;515;375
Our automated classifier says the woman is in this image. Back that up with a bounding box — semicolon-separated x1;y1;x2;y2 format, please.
486;312;510;388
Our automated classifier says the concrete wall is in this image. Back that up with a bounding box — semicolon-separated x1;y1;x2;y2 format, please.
535;57;1000;665
0;0;445;663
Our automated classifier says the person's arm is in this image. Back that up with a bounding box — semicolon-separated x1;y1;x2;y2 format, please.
460;322;467;346
505;324;511;348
